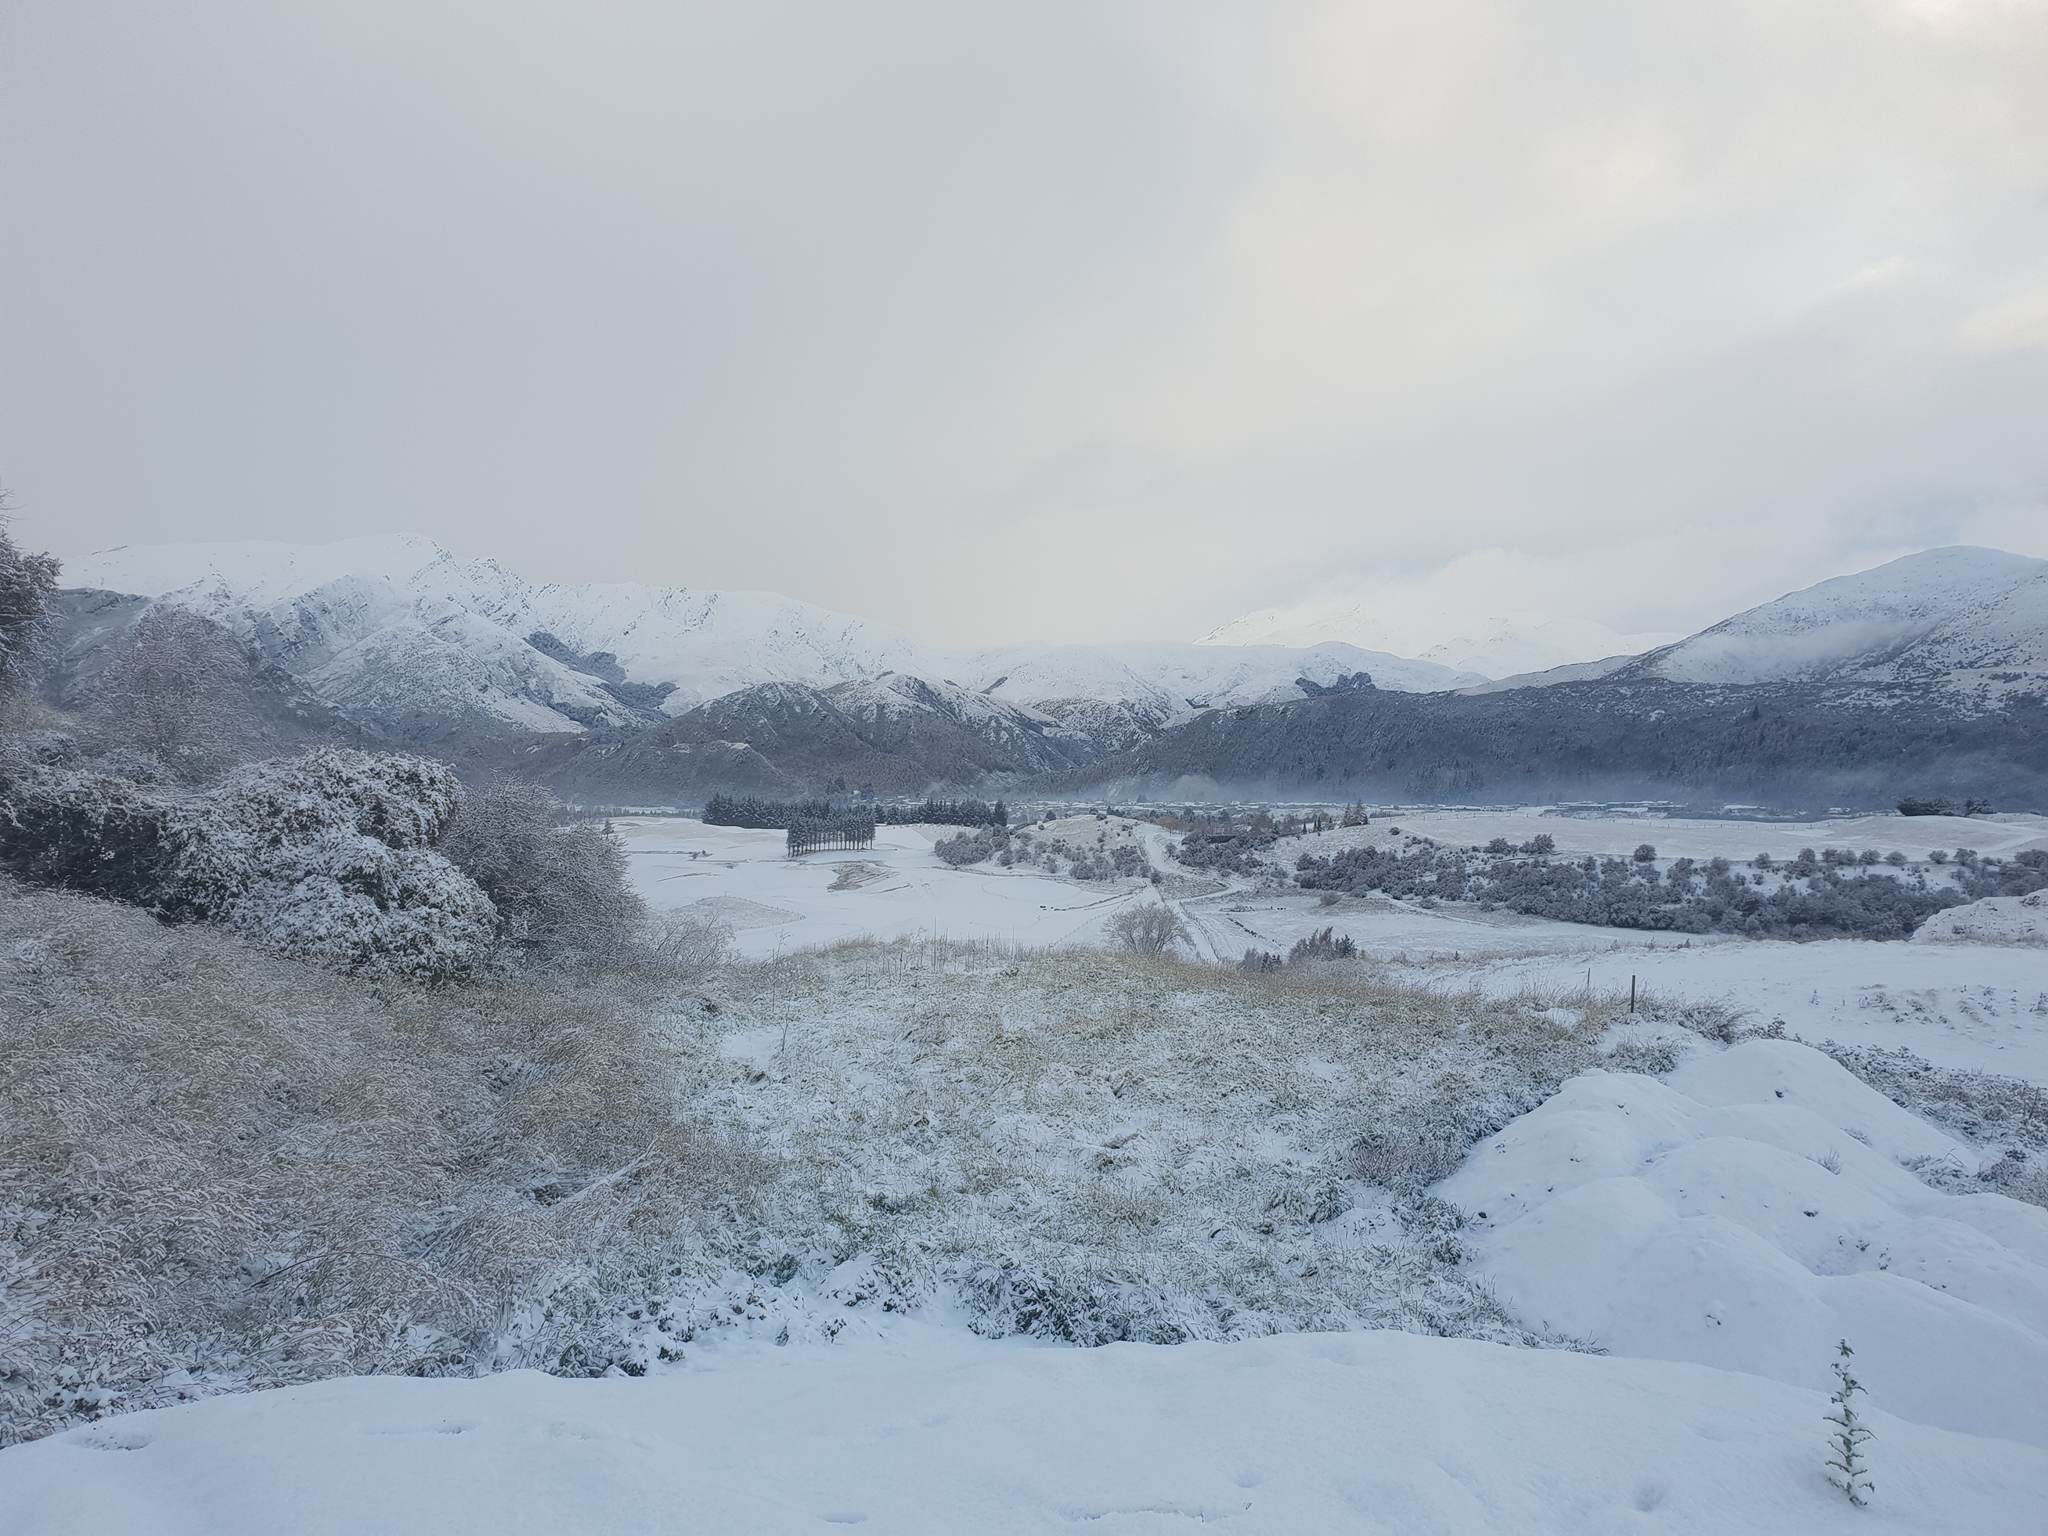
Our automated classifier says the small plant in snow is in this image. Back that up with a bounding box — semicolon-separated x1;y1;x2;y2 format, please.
1824;1338;1874;1507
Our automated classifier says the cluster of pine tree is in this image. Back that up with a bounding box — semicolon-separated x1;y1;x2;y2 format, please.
873;796;1008;828
787;811;878;858
702;793;838;828
705;792;1006;830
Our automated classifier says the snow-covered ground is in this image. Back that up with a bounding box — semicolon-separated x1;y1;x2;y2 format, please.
621;817;1159;956
623;812;2048;1075
10;807;2048;1529
7;1324;2043;1536
1268;807;2048;867
1381;929;2048;1079
1445;1040;2048;1445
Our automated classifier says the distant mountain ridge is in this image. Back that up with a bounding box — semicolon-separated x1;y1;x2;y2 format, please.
1615;546;2048;694
50;537;2048;804
1099;546;2048;806
1460;547;2048;700
61;536;1484;750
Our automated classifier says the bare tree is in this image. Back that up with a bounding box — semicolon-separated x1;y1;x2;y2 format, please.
0;497;60;715
1106;902;1189;956
89;607;248;778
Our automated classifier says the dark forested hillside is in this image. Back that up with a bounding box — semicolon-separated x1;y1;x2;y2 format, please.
1087;680;2048;808
507;678;1105;803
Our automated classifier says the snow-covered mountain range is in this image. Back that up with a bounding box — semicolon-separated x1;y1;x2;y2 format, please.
1199;602;1680;678
61;535;1486;742
1460;546;2048;698
52;536;2047;797
1618;545;2048;692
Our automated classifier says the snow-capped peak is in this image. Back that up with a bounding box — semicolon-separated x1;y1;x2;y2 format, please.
1625;546;2048;688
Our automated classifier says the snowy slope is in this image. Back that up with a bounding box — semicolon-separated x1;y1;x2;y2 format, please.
1913;890;2048;946
1200;601;1677;678
61;538;1482;747
4;1326;2042;1535
1443;1039;2048;1445
1621;546;2048;691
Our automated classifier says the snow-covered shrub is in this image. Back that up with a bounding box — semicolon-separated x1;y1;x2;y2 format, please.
224;832;496;980
439;780;643;968
1287;926;1357;963
0;764;190;905
618;909;735;990
0;748;495;980
934;829;997;866
208;747;461;853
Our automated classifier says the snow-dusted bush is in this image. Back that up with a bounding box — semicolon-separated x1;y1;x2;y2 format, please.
934;829;997;866
223;832;497;980
208;746;462;853
439;780;643;968
625;909;735;988
1288;926;1357;963
1;748;496;980
0;764;191;905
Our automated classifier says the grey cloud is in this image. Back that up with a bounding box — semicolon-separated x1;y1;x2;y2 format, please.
3;0;2044;648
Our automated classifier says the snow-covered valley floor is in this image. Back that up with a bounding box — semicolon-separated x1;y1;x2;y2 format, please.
8;1326;2043;1535
6;808;2048;1530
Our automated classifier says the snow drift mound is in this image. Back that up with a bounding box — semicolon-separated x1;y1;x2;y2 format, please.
1913;890;2048;947
4;1328;2044;1535
1442;1038;2048;1444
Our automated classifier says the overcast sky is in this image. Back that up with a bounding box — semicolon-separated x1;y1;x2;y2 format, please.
4;1;2046;649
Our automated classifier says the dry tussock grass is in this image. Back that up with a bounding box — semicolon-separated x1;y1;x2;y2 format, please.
0;881;749;1445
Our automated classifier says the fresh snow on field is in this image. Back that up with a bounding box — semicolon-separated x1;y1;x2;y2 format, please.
1443;1039;2048;1445
12;806;2044;1529
6;1325;2043;1536
1392;934;2048;1079
1266;807;2048;867
622;817;1159;956
1915;891;2048;948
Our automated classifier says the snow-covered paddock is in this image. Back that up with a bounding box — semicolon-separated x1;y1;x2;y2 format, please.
619;817;1157;956
1380;932;2048;1079
7;1327;2042;1536
1269;807;2048;867
8;896;2048;1528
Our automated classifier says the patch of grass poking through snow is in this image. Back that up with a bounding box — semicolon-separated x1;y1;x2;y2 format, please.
705;939;1617;1351
1820;1041;2048;1208
1;897;1619;1444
